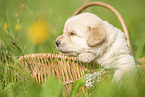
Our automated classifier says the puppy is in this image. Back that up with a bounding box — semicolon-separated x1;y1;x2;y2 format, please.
56;12;136;83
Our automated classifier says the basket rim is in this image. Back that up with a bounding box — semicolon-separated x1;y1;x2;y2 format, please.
18;53;78;62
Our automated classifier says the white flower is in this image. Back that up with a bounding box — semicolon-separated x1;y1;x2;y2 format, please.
84;69;104;88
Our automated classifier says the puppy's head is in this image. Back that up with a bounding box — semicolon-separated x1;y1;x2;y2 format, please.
56;12;106;56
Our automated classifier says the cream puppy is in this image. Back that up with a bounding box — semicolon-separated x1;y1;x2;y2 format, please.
56;12;136;83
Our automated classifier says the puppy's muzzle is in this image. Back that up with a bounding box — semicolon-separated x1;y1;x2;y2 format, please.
56;41;60;47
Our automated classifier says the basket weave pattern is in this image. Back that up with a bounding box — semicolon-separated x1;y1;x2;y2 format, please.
19;53;100;91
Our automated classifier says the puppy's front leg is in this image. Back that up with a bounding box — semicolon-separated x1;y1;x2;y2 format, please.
78;53;96;63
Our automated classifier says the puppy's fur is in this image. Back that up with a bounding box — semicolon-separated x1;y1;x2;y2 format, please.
56;13;136;83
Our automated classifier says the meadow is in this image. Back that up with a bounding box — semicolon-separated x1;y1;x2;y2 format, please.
0;0;145;97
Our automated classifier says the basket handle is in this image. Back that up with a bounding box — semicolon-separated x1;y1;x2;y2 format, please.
73;1;132;55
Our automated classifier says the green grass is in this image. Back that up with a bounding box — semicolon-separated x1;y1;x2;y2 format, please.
0;0;145;97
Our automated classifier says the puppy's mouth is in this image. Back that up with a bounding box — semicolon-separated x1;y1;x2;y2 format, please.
60;50;77;56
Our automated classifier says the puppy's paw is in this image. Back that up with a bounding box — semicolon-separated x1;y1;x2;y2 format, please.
78;53;96;63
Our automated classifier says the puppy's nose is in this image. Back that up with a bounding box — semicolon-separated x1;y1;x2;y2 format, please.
56;41;60;47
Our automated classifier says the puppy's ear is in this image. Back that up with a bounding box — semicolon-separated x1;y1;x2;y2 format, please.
87;26;106;47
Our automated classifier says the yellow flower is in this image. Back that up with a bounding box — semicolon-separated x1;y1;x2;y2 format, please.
15;24;21;31
28;19;50;44
3;22;8;30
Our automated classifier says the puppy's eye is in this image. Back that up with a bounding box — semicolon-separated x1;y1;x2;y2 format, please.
70;32;76;35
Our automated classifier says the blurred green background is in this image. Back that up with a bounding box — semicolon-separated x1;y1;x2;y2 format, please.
0;0;145;59
0;0;145;97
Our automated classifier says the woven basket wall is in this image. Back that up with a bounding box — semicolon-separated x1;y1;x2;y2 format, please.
18;53;101;91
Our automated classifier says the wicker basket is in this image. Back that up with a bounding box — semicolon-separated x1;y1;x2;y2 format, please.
19;53;101;92
18;1;132;94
